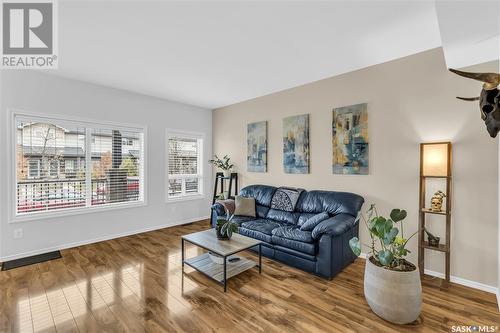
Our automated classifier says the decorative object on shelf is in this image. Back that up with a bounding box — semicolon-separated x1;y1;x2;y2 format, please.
449;68;500;138
247;121;267;172
430;190;446;212
419;142;452;285
209;154;234;178
215;210;238;240
423;228;440;248
332;103;369;175
349;205;421;324
283;114;309;174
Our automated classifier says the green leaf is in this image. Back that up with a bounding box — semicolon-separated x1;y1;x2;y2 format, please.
378;250;394;266
374;217;387;236
349;237;361;256
390;209;407;223
383;227;399;245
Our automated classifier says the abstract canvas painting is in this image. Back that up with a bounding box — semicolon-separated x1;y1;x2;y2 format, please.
247;121;267;172
332;103;369;174
283;114;309;174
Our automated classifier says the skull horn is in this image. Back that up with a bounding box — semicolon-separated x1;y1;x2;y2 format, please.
456;96;480;101
449;68;500;90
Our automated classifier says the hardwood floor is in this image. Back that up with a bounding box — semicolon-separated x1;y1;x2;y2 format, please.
0;220;498;332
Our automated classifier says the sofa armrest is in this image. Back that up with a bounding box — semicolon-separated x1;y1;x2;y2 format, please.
311;213;357;240
211;199;235;217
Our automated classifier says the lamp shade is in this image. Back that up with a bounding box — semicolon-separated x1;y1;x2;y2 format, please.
421;142;450;177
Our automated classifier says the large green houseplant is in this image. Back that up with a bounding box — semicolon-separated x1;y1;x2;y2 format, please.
349;204;422;324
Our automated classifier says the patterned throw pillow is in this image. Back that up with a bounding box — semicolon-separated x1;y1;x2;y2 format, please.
234;196;256;217
270;187;304;212
300;212;329;231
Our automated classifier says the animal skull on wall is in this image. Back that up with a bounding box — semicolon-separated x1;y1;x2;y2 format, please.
449;68;500;138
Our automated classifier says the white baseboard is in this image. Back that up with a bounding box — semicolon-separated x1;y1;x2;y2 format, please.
0;216;210;262
424;269;498;295
497;292;500;312
360;253;498;295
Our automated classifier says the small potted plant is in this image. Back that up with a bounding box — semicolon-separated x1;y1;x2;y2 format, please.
215;210;238;240
349;204;421;324
210;211;238;264
209;154;234;178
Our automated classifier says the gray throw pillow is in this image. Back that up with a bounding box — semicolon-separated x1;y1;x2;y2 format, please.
234;195;256;217
300;212;329;231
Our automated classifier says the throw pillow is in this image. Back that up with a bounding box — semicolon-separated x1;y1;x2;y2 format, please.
234;196;256;217
300;212;329;231
270;187;304;212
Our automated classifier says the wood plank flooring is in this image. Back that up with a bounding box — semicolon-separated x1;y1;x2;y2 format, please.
0;220;498;332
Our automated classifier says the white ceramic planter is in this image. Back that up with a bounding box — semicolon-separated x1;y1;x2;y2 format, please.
223;170;232;178
364;258;422;324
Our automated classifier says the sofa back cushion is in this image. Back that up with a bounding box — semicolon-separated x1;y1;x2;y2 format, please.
300;212;330;231
266;209;300;224
239;185;276;207
296;190;364;217
297;213;316;226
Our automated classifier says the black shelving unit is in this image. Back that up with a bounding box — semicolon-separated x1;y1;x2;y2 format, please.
212;172;238;204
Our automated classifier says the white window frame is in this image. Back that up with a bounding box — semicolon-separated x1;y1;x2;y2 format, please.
165;129;205;202
9;109;148;223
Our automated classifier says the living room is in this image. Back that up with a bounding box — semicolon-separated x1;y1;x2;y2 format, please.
0;1;499;332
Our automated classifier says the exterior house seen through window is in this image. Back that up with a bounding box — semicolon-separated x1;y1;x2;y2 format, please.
167;132;203;200
15;114;145;217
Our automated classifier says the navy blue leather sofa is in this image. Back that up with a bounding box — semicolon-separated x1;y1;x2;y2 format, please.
211;185;364;279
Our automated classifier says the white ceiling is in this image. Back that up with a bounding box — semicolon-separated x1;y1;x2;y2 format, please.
52;1;445;109
436;0;500;69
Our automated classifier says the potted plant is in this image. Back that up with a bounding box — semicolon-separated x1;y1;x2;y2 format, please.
210;210;238;264
349;204;421;324
209;154;234;178
215;210;238;240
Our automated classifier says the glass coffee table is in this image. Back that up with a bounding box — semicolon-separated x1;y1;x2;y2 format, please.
181;229;262;292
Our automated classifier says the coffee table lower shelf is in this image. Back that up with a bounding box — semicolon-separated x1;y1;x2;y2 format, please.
183;253;256;287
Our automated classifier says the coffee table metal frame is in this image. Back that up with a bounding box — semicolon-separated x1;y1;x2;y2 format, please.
181;233;262;292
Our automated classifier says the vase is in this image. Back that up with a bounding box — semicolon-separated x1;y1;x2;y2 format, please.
364;257;422;324
223;170;232;178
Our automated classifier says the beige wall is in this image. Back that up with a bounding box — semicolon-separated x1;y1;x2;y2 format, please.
213;48;498;288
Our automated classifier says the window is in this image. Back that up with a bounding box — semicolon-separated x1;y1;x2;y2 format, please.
49;160;60;177
167;131;203;200
14;113;145;219
28;160;40;178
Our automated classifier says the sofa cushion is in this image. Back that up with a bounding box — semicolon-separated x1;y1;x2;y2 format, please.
266;209;300;225
239;185;277;207
271;225;315;256
297;213;316;226
256;204;269;218
271;225;314;243
239;219;287;243
300;212;329;231
234;196;256;217
231;215;256;226
270;187;304;212
296;190;364;217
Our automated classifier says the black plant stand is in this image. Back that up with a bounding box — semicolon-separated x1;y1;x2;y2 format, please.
212;172;238;204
